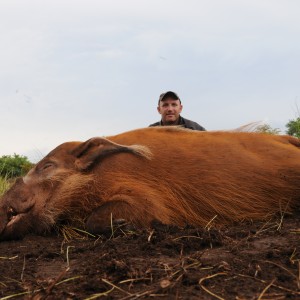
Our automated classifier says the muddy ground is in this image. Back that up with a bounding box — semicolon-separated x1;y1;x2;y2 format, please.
0;211;299;300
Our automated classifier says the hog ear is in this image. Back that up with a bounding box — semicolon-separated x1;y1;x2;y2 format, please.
71;137;138;171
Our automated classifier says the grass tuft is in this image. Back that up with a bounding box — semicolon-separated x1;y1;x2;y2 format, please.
0;176;11;196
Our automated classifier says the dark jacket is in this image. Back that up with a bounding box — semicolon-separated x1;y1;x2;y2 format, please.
149;116;206;131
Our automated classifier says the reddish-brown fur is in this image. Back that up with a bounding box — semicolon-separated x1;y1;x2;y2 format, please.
0;127;300;240
96;128;300;225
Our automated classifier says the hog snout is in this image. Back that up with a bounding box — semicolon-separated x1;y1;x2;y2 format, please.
4;178;36;212
0;204;20;236
0;177;36;238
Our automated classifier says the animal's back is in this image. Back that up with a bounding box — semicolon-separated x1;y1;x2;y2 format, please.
94;127;300;226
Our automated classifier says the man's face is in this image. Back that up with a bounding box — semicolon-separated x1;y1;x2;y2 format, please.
157;97;183;125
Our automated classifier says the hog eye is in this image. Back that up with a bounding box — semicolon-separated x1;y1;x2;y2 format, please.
42;163;54;171
36;161;56;174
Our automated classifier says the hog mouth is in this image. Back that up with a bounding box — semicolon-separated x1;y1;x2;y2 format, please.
7;206;22;227
0;203;35;236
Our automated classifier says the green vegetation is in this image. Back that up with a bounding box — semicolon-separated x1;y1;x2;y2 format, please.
0;154;33;179
254;116;300;137
286;117;300;138
0;175;11;196
0;154;32;196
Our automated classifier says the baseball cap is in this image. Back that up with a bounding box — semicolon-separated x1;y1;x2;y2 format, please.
158;91;181;103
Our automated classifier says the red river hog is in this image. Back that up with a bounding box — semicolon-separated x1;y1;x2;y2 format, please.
0;127;300;240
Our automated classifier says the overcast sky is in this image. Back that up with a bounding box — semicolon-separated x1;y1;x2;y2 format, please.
1;0;300;161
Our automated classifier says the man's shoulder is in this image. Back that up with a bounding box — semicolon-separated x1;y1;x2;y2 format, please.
149;121;161;127
181;117;206;131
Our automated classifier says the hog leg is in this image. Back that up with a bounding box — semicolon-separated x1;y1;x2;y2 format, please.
86;200;146;235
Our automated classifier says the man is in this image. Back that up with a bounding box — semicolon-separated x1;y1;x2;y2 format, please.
149;91;206;131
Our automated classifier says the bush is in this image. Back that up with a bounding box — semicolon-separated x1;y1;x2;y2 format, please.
286;117;300;138
0;154;33;178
